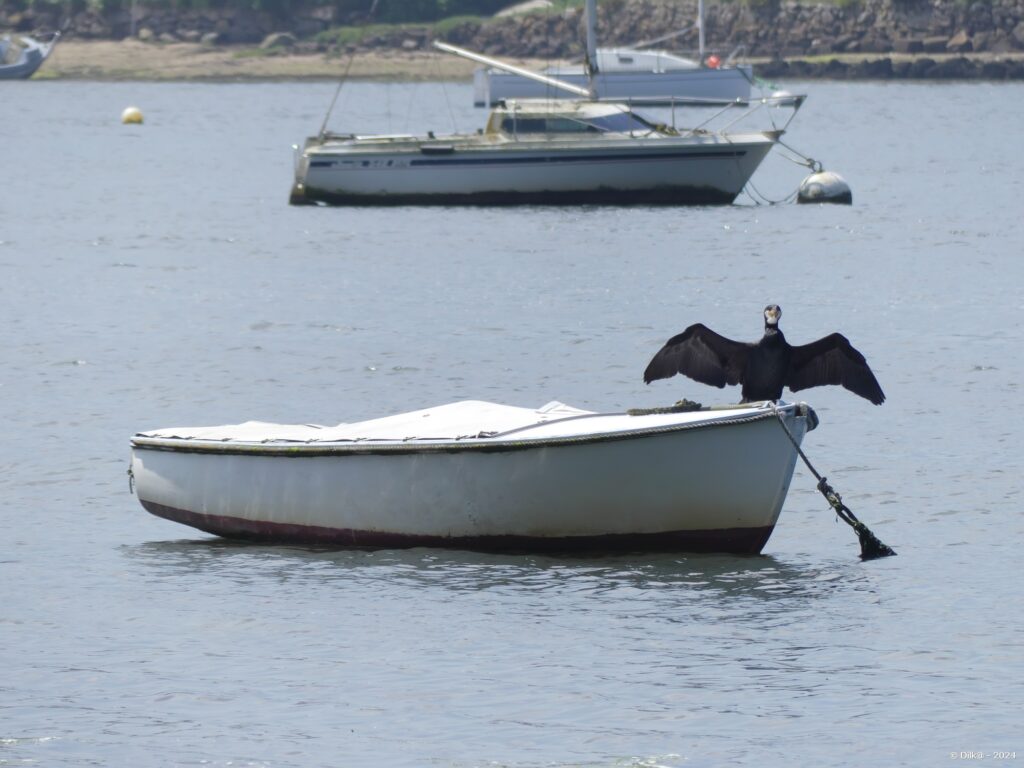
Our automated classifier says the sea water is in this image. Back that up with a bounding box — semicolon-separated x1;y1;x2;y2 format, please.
1;79;1022;767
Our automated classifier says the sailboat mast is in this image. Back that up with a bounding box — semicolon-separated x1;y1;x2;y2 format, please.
698;0;706;61
585;0;599;75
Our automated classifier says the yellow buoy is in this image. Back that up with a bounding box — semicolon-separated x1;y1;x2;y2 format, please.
121;106;144;125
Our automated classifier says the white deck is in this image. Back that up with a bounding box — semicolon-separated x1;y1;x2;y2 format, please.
135;399;780;447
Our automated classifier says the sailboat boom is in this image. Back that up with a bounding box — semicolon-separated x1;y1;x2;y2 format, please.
433;41;593;99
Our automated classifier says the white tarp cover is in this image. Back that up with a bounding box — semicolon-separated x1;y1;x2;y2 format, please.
138;400;595;443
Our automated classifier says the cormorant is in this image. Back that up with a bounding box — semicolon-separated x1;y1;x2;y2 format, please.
643;305;885;404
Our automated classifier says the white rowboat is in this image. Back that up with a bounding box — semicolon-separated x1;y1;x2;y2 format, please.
130;399;816;554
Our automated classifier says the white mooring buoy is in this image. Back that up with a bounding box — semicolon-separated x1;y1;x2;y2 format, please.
121;106;144;125
797;170;852;205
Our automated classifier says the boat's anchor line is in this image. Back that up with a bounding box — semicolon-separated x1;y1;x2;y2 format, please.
769;403;896;560
743;137;826;205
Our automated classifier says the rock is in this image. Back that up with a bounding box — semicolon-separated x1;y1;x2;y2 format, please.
401;38;419;50
759;58;789;77
894;38;923;53
908;57;936;77
158;32;177;43
980;60;1008;78
989;31;1015;53
1013;21;1024;48
831;33;860;52
922;35;949;52
292;18;325;37
926;56;976;78
309;5;337;22
200;31;222;46
823;58;848;77
180;29;202;43
967;1;992;28
260;31;295;49
137;27;154;41
862;34;893;53
861;57;894;78
946;30;972;52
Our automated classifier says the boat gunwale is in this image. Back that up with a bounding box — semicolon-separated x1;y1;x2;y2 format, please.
131;404;804;458
308;131;777;157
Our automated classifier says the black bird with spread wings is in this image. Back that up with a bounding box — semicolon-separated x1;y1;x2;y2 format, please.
643;305;885;405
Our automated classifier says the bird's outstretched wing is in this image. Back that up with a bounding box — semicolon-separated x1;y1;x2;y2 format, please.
643;323;750;388
786;333;885;404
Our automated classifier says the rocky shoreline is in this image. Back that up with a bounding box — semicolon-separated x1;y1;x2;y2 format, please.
7;0;1024;80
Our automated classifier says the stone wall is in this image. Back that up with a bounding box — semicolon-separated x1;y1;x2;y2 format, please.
4;0;1024;60
445;0;1024;59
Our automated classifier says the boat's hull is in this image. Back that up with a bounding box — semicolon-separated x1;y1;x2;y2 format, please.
131;406;810;554
294;136;775;207
474;66;755;107
0;35;58;80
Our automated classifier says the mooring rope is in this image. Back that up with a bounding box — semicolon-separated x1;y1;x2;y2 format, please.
775;137;823;173
740;136;822;205
769;403;896;560
742;178;798;206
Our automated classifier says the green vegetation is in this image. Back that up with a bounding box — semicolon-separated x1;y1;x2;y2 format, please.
313;15;487;47
5;0;986;25
232;43;286;54
431;14;485;34
4;0;512;18
315;23;400;46
371;0;507;23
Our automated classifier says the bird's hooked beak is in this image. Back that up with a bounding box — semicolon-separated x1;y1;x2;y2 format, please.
764;305;781;327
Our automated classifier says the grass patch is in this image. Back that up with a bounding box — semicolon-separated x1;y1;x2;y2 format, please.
232;47;282;58
315;24;403;47
432;14;485;34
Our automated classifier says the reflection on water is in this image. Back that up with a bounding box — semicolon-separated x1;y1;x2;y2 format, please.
125;538;868;615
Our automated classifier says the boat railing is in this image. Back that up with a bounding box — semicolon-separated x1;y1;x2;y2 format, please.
609;91;804;136
715;92;805;134
670;93;804;135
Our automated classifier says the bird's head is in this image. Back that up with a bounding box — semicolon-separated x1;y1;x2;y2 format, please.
763;304;782;328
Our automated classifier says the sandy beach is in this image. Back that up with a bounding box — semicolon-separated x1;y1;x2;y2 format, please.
28;39;1024;81
37;39;529;80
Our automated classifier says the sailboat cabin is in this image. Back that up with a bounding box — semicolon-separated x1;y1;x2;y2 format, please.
485;100;672;138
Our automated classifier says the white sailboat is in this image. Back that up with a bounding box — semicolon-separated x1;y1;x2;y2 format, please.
474;0;753;106
289;40;802;206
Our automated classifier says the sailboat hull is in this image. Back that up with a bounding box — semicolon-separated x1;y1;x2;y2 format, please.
294;135;775;207
475;66;755;107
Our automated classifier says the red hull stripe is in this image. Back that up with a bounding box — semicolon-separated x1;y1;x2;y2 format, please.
141;500;775;555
